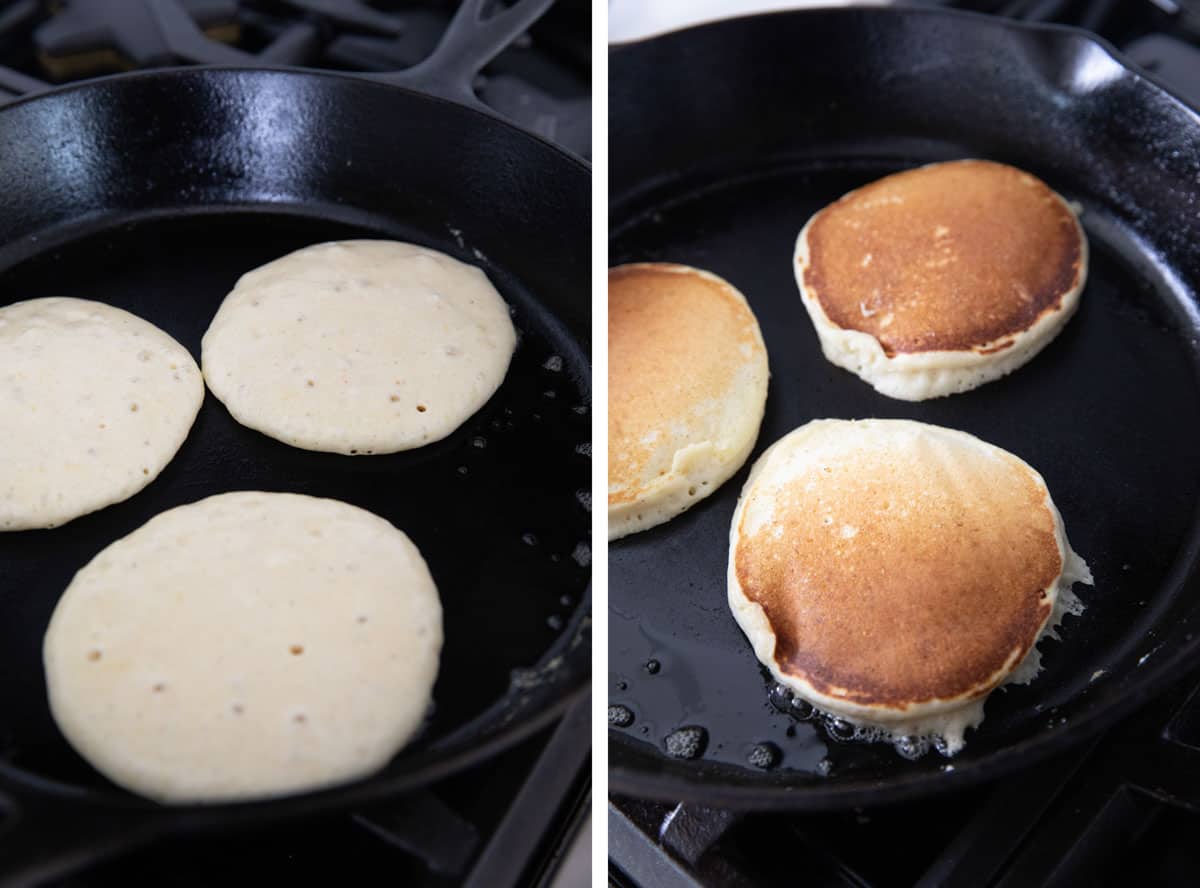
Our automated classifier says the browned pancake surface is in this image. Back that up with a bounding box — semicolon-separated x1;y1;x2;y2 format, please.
734;431;1062;707
608;264;762;506
802;160;1083;356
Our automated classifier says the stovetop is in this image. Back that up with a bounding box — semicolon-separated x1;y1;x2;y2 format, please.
0;0;591;158
609;2;1200;886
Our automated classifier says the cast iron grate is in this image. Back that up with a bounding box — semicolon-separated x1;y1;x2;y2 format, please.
0;0;591;157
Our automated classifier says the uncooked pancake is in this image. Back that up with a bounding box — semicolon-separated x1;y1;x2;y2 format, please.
43;491;442;803
0;297;202;531
795;160;1087;400
728;419;1091;755
609;263;769;540
202;240;517;455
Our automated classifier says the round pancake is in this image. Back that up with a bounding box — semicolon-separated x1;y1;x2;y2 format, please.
795;160;1087;401
202;240;517;455
0;297;203;531
728;419;1091;754
609;263;769;540
43;491;442;803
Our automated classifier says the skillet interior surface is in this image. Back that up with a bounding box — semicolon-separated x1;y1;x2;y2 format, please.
608;8;1200;808
0;69;591;822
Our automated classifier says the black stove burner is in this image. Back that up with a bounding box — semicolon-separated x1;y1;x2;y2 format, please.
0;0;591;157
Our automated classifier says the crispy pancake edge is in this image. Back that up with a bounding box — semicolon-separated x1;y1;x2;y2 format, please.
800;160;1086;354
793;161;1088;401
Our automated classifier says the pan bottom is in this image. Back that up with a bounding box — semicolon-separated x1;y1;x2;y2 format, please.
0;206;591;797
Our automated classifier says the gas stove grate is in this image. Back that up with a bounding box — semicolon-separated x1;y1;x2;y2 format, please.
0;0;591;157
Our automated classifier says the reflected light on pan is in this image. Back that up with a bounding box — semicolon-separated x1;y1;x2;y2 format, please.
1068;42;1125;94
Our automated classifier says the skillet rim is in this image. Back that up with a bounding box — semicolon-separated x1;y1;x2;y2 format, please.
0;64;592;173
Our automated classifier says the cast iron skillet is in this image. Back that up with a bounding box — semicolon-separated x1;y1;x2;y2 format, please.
609;6;1200;810
0;0;589;880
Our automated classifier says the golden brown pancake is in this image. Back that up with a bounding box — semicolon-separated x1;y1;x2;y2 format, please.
608;263;768;540
727;419;1090;754
795;160;1087;400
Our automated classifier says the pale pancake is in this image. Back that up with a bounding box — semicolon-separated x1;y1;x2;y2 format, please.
728;419;1091;754
609;263;769;540
795;160;1087;401
0;297;202;531
44;491;442;803
202;240;516;455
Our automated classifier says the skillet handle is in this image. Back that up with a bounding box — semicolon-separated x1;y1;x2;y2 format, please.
373;0;555;112
0;789;164;885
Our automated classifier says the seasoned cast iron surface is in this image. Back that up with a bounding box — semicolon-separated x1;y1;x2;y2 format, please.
0;210;590;798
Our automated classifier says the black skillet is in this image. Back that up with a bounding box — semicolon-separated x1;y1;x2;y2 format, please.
609;6;1200;809
0;0;589;880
